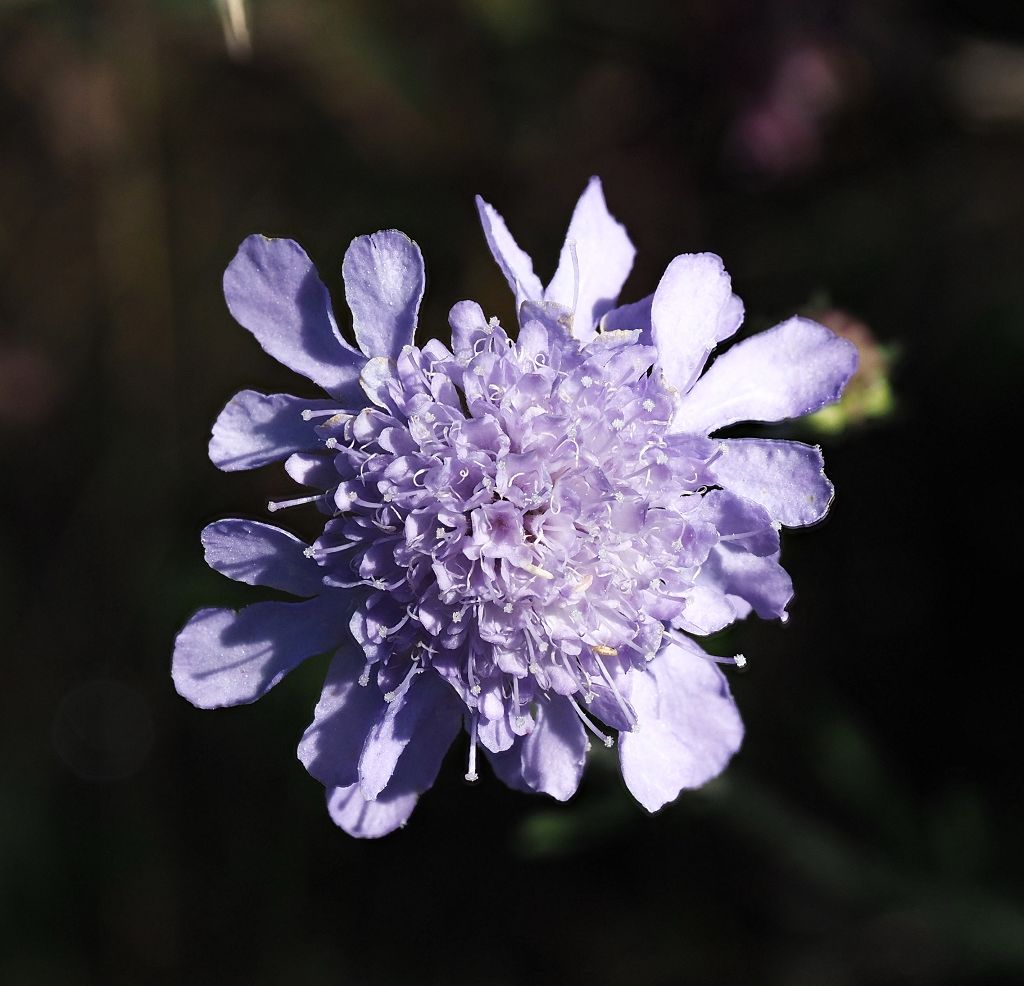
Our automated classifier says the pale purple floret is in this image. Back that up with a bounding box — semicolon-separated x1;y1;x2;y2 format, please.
173;180;857;837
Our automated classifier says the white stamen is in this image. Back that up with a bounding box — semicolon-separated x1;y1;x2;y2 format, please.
593;653;638;729
383;612;411;637
503;602;515;613
719;529;770;543
465;715;480;782
611;418;625;431
267;494;320;512
358;660;374;687
642;399;655;412
568;695;614;747
581;375;594;388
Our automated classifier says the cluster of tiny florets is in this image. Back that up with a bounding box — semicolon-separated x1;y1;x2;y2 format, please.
291;314;733;753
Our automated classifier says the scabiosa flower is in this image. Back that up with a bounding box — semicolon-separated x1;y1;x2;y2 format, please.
173;179;857;837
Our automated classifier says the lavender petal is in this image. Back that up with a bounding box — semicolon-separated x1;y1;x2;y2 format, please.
201;519;325;597
342;231;425;360
672;316;859;434
223;236;366;401
619;641;744;812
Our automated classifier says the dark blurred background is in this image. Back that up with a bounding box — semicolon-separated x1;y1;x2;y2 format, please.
1;1;1021;983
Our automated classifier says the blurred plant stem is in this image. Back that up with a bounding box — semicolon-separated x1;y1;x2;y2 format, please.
214;0;251;61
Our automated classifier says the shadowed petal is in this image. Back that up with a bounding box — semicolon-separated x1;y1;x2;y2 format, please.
478;711;515;753
619;641;743;812
449;300;490;359
223;236;366;400
586;671;637;732
712;439;834;527
484;740;533;794
518;300;573;341
696;490;779;557
326;781;417;839
358;670;458;800
284;452;337;489
672;317;858;435
172;593;353;709
475;195;543;305
545;177;635;340
600;294;653;344
699;546;794;621
326;695;460;838
674;585;738;636
652;254;744;396
209;390;334;472
521;697;587;801
298;652;386;789
201;519;324;596
342;231;425;360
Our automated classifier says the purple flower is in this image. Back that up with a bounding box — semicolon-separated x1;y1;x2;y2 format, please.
173;180;857;837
